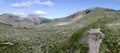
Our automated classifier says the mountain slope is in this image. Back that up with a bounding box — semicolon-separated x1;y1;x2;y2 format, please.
0;14;50;28
0;7;120;53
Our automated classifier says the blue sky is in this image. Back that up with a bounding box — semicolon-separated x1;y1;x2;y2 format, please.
0;0;120;19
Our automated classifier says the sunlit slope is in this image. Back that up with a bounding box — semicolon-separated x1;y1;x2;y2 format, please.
0;7;120;53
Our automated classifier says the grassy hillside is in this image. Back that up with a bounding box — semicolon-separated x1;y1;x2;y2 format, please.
49;12;120;53
0;22;83;53
0;7;120;53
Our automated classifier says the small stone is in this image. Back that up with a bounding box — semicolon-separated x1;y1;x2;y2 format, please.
92;35;96;38
3;42;14;45
118;42;120;45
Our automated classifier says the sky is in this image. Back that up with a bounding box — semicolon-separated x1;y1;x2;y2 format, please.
0;0;120;19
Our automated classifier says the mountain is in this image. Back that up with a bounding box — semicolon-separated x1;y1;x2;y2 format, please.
0;14;51;28
0;7;117;28
0;7;120;53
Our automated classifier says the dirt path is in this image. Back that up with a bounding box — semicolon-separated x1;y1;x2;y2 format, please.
88;28;104;53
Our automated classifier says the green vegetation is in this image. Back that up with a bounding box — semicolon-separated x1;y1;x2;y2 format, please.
0;8;120;53
100;26;120;53
100;21;120;53
0;19;83;53
0;41;22;53
49;27;89;53
49;14;120;53
92;33;101;41
49;17;103;53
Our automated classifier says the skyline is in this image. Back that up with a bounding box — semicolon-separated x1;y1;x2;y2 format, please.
0;0;120;19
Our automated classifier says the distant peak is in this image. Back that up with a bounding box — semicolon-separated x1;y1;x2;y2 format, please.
2;13;15;16
87;7;115;11
88;7;105;9
1;13;20;17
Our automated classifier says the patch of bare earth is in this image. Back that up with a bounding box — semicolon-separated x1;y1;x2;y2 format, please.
88;28;104;53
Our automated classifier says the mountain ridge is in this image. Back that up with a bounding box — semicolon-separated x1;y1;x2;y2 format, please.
0;7;120;53
0;7;118;28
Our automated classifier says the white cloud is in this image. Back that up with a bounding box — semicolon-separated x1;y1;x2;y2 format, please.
10;12;25;16
35;1;54;7
33;10;48;15
11;0;54;8
11;0;32;8
8;10;48;16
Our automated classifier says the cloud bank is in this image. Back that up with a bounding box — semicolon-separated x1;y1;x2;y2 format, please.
9;10;48;16
33;10;48;15
11;0;54;8
9;12;25;16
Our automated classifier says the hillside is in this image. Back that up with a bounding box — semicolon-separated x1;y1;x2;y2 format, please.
0;7;120;53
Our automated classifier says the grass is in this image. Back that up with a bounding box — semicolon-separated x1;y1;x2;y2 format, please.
99;21;120;53
49;17;104;53
0;41;22;53
0;9;120;53
49;13;120;53
0;20;83;53
49;26;89;53
100;26;120;53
